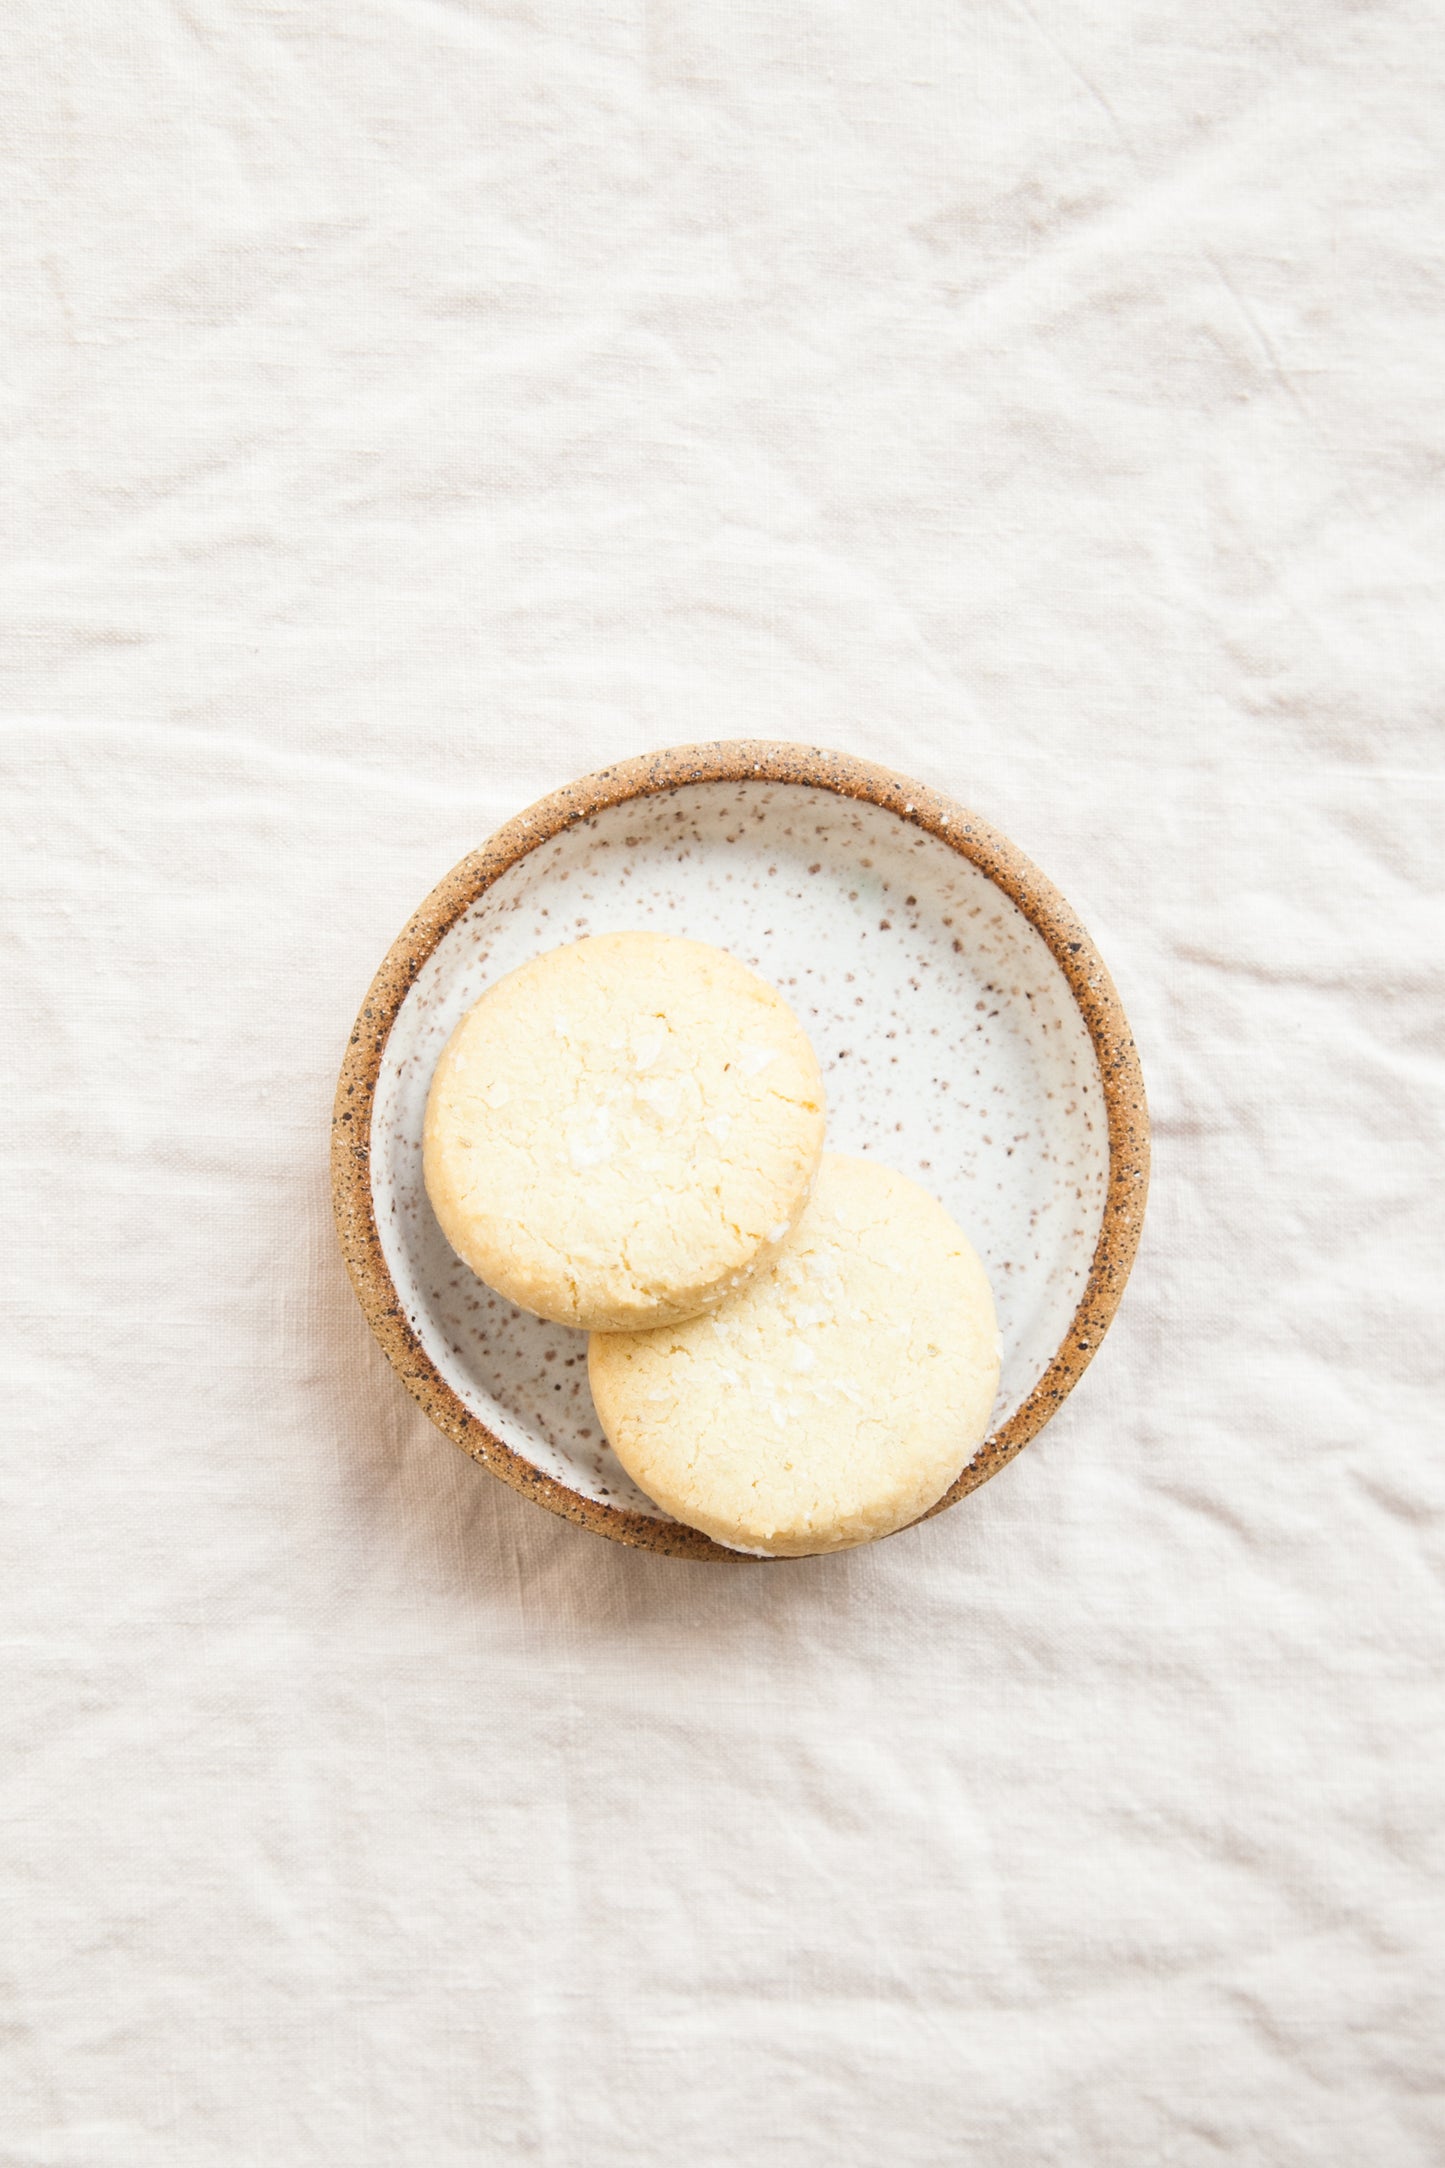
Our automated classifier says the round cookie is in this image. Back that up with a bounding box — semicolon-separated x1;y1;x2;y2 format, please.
423;933;825;1332
587;1154;1000;1556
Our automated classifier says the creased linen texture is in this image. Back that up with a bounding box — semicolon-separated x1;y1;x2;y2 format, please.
2;2;1443;2162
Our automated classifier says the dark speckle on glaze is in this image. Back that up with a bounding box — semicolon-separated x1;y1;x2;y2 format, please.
332;742;1150;1563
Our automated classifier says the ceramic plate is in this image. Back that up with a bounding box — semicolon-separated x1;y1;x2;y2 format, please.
333;743;1148;1560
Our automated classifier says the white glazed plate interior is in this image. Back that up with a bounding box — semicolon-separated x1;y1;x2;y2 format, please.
372;782;1109;1519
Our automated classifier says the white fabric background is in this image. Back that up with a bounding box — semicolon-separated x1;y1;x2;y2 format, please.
3;3;1442;2162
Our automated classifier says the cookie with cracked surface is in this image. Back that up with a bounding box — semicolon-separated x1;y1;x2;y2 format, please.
423;933;826;1332
587;1153;1000;1556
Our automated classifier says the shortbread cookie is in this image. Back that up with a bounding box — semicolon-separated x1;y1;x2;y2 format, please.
423;933;825;1331
587;1153;1000;1556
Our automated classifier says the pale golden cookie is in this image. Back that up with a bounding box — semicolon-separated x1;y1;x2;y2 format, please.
423;933;825;1331
587;1153;1000;1556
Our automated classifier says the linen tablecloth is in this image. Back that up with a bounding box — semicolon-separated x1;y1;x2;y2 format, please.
3;3;1442;2160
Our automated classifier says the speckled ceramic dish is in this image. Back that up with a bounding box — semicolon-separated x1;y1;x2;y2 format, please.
332;742;1148;1560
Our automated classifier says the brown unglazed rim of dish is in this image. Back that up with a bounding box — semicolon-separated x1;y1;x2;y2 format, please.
332;740;1150;1562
